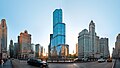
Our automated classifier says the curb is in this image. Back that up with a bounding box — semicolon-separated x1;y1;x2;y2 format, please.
48;62;74;63
112;59;116;68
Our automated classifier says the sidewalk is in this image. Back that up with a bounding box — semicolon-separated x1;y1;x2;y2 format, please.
11;59;36;68
114;59;120;68
11;59;28;68
11;59;21;68
0;59;13;68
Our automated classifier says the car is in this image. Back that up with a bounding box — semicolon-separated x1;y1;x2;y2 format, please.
107;58;112;62
74;58;78;61
11;58;14;60
27;58;48;68
74;59;82;62
82;58;88;62
98;58;105;63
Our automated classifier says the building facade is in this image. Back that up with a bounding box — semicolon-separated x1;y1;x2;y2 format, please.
48;34;53;58
112;34;120;58
78;29;90;59
9;40;14;58
112;47;117;59
1;19;7;52
94;36;101;58
99;38;109;58
89;20;96;56
0;19;7;61
35;44;40;58
14;43;19;58
40;46;44;58
61;44;69;58
78;20;110;59
95;36;100;53
18;30;32;59
50;9;67;58
52;9;65;47
76;43;78;57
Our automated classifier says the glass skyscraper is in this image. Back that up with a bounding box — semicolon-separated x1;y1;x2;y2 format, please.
51;9;66;57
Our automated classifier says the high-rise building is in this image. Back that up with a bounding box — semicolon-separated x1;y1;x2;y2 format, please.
48;34;53;58
35;44;44;58
61;44;69;58
99;38;109;58
78;20;110;59
50;9;66;58
40;46;44;58
78;29;90;59
9;40;14;58
0;19;7;61
14;43;19;58
18;30;32;59
112;47;117;59
35;44;40;58
89;20;96;56
52;9;65;46
1;19;7;51
76;43;78;57
113;34;120;58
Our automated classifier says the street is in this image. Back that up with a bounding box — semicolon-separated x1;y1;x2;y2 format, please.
11;59;113;68
49;62;113;68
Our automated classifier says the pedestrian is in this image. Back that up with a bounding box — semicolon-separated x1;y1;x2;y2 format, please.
1;60;4;64
0;60;4;68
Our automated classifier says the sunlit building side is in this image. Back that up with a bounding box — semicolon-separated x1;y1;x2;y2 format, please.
0;19;7;61
18;30;32;59
50;9;68;58
76;43;78;57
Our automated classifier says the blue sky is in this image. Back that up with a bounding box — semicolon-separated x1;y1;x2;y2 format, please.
0;0;120;55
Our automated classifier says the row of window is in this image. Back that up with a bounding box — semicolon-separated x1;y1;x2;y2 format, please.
51;36;65;48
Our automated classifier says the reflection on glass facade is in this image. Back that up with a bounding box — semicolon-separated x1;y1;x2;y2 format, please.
51;9;66;57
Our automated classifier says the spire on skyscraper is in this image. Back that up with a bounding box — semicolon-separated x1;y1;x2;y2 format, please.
89;20;95;26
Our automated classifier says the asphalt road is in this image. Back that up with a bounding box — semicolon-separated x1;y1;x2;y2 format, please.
49;62;113;68
12;59;113;68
